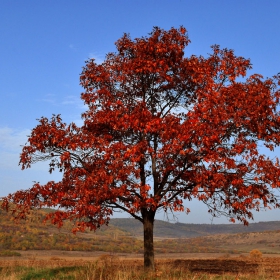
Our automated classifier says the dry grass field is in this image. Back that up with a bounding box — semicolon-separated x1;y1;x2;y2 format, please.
0;251;280;279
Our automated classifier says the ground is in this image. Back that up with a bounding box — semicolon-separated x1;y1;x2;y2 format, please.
1;251;280;279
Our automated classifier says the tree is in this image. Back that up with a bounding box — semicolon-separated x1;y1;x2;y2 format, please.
2;26;280;270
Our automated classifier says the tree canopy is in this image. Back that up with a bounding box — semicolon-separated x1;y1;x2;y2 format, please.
2;26;280;270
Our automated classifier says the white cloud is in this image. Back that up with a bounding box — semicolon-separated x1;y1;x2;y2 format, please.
0;127;63;197
0;127;30;152
62;95;82;106
41;98;57;104
39;93;57;106
69;44;77;51
88;52;105;64
0;152;21;170
0;127;51;171
39;93;86;112
0;127;31;172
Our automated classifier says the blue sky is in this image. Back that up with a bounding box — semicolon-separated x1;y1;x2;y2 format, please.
1;1;280;224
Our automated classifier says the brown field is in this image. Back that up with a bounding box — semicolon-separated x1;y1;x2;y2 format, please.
1;251;280;279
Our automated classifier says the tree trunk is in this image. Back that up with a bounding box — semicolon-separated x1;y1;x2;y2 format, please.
142;209;155;271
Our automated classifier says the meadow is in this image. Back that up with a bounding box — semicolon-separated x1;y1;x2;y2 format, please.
0;251;279;280
1;208;280;279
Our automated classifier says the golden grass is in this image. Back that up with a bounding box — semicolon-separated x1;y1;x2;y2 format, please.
0;255;277;280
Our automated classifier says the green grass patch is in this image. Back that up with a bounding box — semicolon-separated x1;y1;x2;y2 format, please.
20;266;79;280
0;250;21;256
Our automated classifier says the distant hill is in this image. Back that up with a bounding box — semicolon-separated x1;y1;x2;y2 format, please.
1;206;280;254
109;218;280;238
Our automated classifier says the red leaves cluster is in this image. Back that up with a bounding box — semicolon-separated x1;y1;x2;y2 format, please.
3;26;280;232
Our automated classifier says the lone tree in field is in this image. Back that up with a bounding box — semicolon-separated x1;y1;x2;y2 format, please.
2;27;280;270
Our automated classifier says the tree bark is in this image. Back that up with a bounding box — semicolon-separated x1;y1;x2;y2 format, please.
142;209;155;271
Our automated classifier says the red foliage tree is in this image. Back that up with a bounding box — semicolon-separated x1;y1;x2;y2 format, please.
2;27;280;270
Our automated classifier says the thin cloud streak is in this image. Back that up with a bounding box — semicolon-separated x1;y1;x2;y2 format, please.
0;127;30;152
